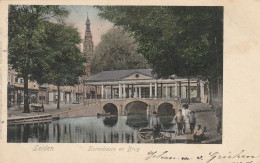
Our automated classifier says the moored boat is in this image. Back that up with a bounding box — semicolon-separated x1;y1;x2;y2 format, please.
137;128;170;143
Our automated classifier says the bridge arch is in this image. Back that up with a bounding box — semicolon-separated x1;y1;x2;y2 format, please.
157;102;175;116
103;103;118;115
125;101;148;115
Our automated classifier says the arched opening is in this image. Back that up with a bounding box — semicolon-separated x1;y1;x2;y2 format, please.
125;101;148;129
158;103;175;116
103;103;118;115
157;102;175;129
125;101;148;115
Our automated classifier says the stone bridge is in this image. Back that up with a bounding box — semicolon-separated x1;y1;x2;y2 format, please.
99;98;181;116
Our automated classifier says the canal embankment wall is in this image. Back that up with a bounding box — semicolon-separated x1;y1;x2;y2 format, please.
7;102;102;124
57;103;101;119
7;114;52;125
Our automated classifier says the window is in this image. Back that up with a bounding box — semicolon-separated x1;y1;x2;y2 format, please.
49;92;54;102
15;78;18;83
20;79;24;83
60;92;64;101
39;96;46;101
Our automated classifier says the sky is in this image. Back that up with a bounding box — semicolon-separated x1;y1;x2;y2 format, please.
62;6;114;51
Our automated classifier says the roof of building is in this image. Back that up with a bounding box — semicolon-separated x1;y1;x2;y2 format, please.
86;69;157;82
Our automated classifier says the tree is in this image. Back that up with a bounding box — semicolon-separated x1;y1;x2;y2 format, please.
8;5;69;112
39;22;85;109
96;6;223;103
91;28;150;74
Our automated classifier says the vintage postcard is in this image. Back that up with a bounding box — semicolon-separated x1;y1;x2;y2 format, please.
0;0;260;163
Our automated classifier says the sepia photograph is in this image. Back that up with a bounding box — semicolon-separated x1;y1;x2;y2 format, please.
7;5;223;144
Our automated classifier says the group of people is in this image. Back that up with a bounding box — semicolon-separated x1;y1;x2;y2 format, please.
150;104;205;143
172;104;196;135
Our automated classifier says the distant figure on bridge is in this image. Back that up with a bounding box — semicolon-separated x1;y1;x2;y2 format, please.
150;112;163;138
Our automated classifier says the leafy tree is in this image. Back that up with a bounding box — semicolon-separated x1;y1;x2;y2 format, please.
8;5;69;112
91;28;150;74
39;22;85;109
96;6;223;103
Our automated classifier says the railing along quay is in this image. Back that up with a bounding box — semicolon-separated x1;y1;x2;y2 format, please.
7;114;52;125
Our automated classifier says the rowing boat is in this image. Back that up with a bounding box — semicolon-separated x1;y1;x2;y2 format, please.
137;128;170;143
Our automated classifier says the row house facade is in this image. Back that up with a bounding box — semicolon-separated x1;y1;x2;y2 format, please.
7;65;86;108
7;15;100;108
7;65;101;108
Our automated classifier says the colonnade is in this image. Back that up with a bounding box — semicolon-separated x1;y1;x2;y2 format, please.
99;81;204;100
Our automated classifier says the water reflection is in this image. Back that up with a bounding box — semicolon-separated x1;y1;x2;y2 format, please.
159;116;175;129
7;115;174;143
126;115;148;129
8;123;50;143
103;116;118;127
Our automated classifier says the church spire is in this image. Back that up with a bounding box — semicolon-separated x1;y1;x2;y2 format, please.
83;14;93;78
86;13;91;32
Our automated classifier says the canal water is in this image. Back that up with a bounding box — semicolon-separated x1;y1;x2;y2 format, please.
7;115;174;143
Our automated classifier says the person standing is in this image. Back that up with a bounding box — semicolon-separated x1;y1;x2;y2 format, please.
173;109;185;135
182;104;191;134
189;111;196;134
216;99;223;133
150;112;163;138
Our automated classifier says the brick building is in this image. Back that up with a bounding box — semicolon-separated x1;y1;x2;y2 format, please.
7;15;100;108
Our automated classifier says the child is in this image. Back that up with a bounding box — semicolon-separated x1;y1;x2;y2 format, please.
193;125;204;143
173;109;184;135
189;111;196;134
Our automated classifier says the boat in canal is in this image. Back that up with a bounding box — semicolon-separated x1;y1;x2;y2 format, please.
137;128;170;143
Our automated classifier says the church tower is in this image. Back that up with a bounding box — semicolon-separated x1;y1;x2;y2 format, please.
80;14;99;100
83;15;94;78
